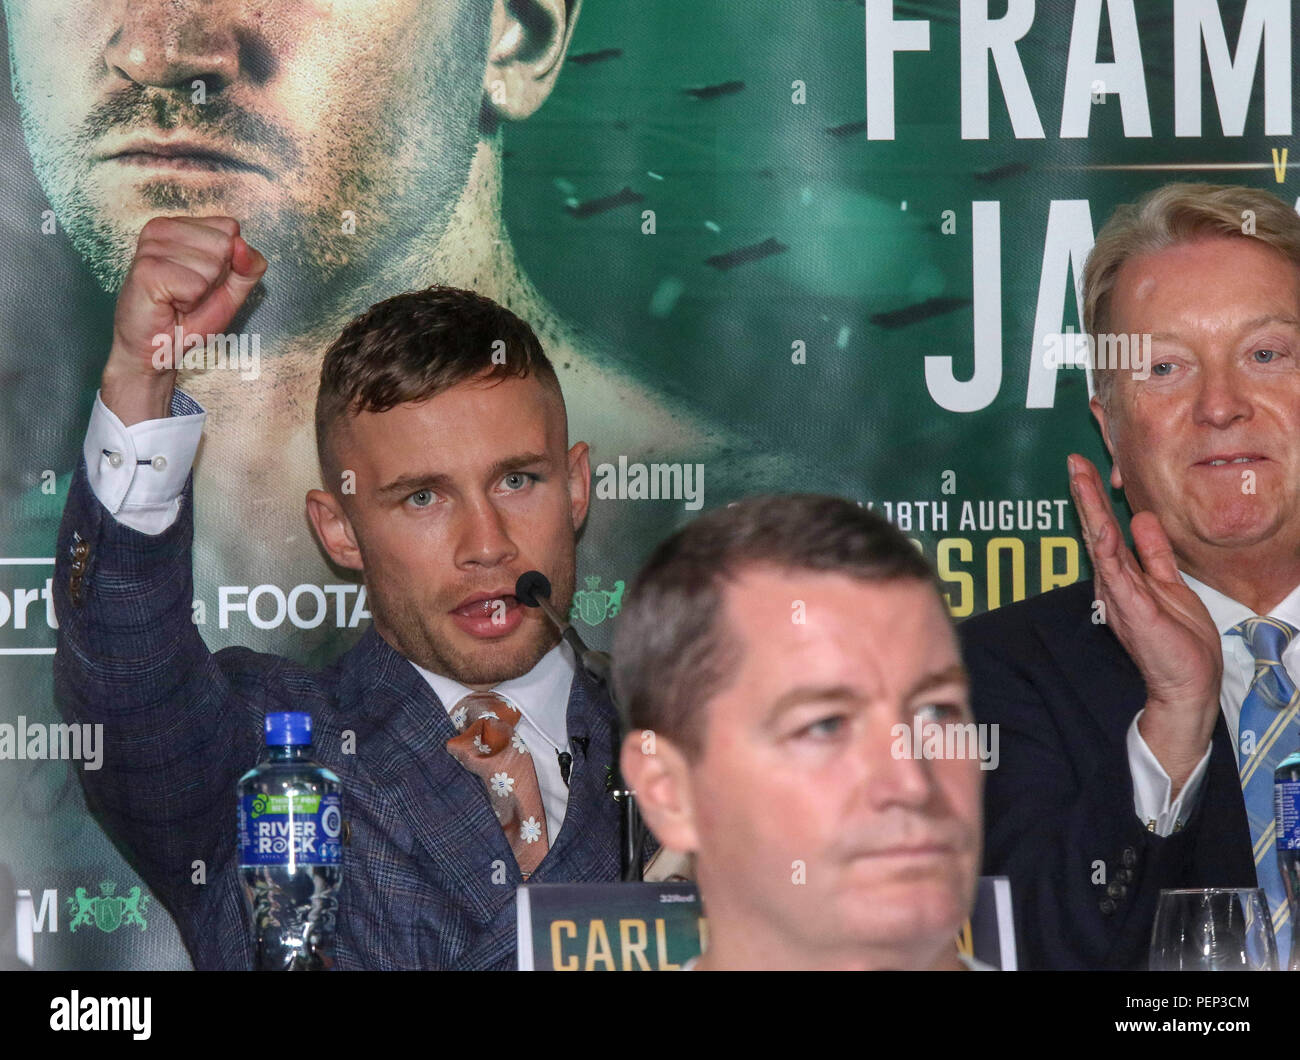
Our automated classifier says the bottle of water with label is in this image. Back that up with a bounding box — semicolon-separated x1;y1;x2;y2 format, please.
238;712;343;970
1274;747;1300;969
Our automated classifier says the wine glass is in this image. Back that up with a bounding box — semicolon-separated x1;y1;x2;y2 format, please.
1149;888;1278;971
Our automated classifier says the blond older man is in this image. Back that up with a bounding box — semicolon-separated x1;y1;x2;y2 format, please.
962;183;1300;970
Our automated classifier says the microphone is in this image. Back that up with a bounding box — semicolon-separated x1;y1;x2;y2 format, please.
514;571;612;691
513;570;551;609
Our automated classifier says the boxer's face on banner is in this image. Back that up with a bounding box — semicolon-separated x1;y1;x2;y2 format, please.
3;0;491;296
310;373;590;688
1095;236;1300;560
683;569;980;968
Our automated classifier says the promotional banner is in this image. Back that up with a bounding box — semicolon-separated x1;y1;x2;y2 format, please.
0;0;1293;968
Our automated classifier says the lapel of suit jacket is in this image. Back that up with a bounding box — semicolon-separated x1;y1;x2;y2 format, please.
340;627;515;919
444;664;624;971
1205;706;1244;800
533;663;622;881
1033;580;1243;817
1034;579;1148;741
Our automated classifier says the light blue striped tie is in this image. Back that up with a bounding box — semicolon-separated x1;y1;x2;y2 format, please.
1232;616;1300;966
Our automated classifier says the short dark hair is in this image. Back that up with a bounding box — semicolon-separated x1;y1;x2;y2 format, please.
612;495;942;759
315;286;562;487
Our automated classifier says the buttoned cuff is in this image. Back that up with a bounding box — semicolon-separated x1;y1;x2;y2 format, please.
1127;709;1212;836
83;388;206;535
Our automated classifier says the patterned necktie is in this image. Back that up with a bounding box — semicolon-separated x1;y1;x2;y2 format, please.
445;691;550;878
1231;616;1300;966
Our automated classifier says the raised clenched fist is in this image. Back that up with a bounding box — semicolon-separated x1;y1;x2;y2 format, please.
102;216;267;426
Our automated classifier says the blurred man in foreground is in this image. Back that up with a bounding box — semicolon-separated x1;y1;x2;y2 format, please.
615;495;985;970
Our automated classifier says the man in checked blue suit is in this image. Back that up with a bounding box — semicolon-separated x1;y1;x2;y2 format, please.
53;215;627;969
961;183;1300;970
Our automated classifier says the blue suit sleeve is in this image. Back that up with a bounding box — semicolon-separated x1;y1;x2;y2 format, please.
52;455;273;924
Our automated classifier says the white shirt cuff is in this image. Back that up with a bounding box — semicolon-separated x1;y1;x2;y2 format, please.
1127;709;1212;836
83;388;206;535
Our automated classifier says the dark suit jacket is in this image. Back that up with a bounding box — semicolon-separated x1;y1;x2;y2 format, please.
52;459;624;970
959;579;1256;970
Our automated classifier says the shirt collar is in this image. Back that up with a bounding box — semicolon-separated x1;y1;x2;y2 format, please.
408;640;576;750
1179;570;1300;636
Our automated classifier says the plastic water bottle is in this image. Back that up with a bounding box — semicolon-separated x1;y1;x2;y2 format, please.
1274;748;1300;969
238;712;343;970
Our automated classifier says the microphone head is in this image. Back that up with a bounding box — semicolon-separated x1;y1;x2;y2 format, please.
514;571;552;608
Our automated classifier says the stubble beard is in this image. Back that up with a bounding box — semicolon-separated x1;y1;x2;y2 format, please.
370;552;579;687
20;84;477;314
47;164;429;313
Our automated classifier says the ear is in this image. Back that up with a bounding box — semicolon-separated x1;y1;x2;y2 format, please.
306;489;364;572
1088;395;1124;490
484;0;580;121
620;731;700;855
567;440;590;532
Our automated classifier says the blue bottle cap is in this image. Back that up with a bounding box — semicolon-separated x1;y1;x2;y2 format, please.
265;712;312;747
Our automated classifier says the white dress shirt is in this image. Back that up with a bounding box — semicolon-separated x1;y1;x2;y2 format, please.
84;389;206;535
1127;573;1300;833
82;386;577;842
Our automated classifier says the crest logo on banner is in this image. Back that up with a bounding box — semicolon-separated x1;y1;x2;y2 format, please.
65;881;150;933
570;577;625;627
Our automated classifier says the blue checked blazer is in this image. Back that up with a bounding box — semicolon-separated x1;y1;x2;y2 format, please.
52;458;624;970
